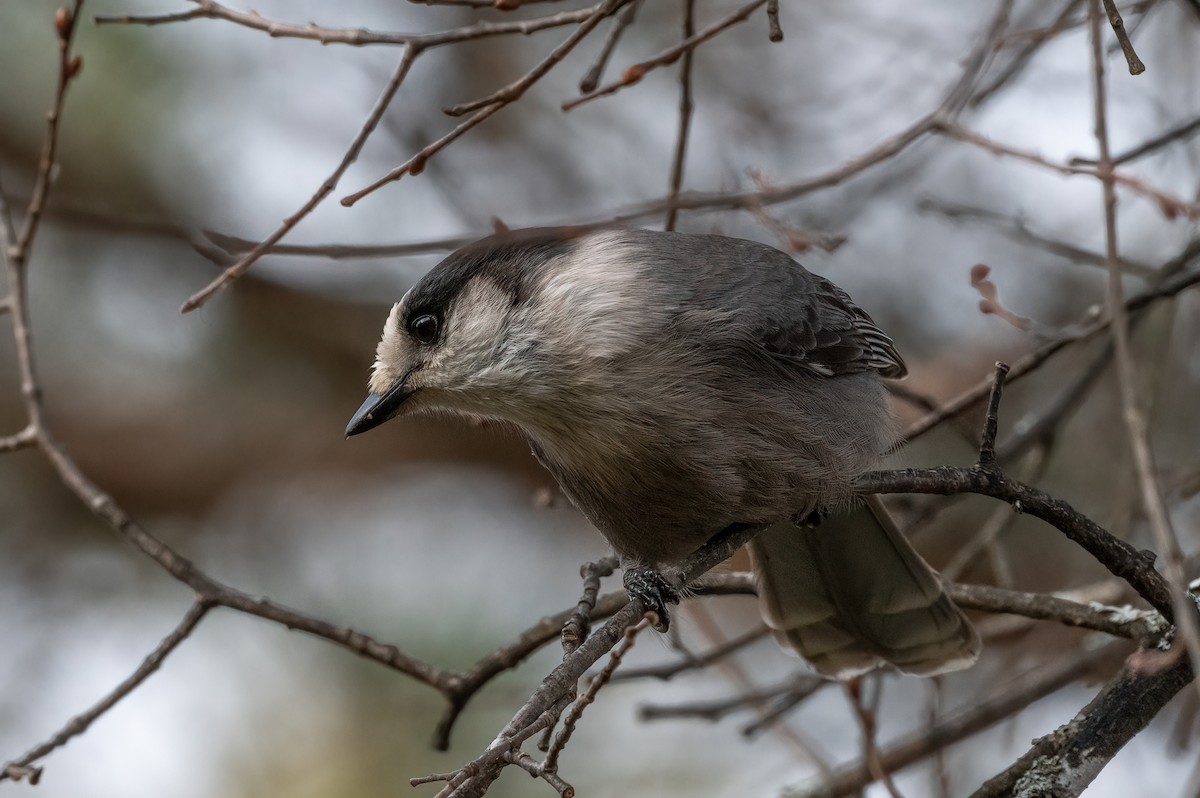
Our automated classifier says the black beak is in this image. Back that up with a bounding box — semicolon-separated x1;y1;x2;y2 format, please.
345;379;413;437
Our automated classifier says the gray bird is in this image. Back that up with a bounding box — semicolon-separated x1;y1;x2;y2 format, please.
347;227;979;678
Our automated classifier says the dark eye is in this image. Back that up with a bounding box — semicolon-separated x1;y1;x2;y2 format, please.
409;314;439;344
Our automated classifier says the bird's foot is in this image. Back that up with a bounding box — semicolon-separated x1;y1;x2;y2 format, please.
623;567;679;632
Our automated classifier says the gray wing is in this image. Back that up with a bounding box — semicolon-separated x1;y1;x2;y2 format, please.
626;229;907;379
752;275;907;379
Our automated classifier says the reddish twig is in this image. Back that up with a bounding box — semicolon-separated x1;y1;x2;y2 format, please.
845;678;906;798
578;0;640;92
341;0;627;207
562;0;769;111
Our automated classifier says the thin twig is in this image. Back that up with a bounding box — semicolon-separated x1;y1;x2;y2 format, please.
936;120;1200;220
563;0;769;112
858;465;1175;620
578;0;639;93
1101;0;1146;74
919;198;1155;277
0;426;38;453
902;241;1200;444
1;602;211;783
766;0;783;41
342;0;626;207
542;617;649;773
844;679;906;798
787;642;1125;798
664;0;695;232
612;624;769;681
1088;0;1200;702
977;361;1010;466
96;0;602;48
586;0;1010;225
179;45;418;312
972;0;1085;107
1071;113;1200;167
561;556;619;655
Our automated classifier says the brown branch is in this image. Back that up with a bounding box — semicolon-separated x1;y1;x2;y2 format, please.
179;45;419;312
918;198;1156;277
638;677;799;723
1088;0;1200;704
0;602;211;784
664;0;695;232
96;0;602;49
901;241;1200;444
972;0;1086;107
970;653;1192;797
977;361;1009;466
844;678;906;798
787;641;1127;798
417;522;771;797
1101;0;1146;74
542;617;650;773
560;556;618;655
0;425;37;453
612;624;769;682
1071;113;1200;167
4;0;85;434
857;465;1176;621
936;120;1200;220
765;0;783;41
562;0;769;112
578;0;640;92
590;0;1012;224
947;583;1166;640
341;0;626;207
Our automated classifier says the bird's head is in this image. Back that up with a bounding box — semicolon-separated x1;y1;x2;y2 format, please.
345;227;643;437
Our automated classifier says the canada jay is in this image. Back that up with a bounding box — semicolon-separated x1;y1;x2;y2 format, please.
347;227;979;678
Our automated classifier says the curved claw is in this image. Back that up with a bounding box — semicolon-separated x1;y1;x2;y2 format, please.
622;567;680;632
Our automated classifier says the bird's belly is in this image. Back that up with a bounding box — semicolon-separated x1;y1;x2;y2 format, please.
534;442;800;567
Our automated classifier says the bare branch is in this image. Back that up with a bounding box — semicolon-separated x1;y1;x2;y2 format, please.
765;0;783;41
1071;113;1200;166
96;0;603;49
902;241;1200;444
542;617;650;773
1101;0;1146;74
179;45;419;312
1088;0;1200;704
578;0;640;92
970;653;1192;797
1;602;211;784
664;0;696;232
562;0;770;112
857;465;1175;620
341;0;626;207
786;642;1127;798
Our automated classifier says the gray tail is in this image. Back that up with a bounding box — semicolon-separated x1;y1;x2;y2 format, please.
747;496;979;678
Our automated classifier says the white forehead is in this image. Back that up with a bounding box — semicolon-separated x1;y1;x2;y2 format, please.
532;231;651;360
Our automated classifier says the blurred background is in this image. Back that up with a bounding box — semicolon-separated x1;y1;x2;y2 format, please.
2;1;1199;796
